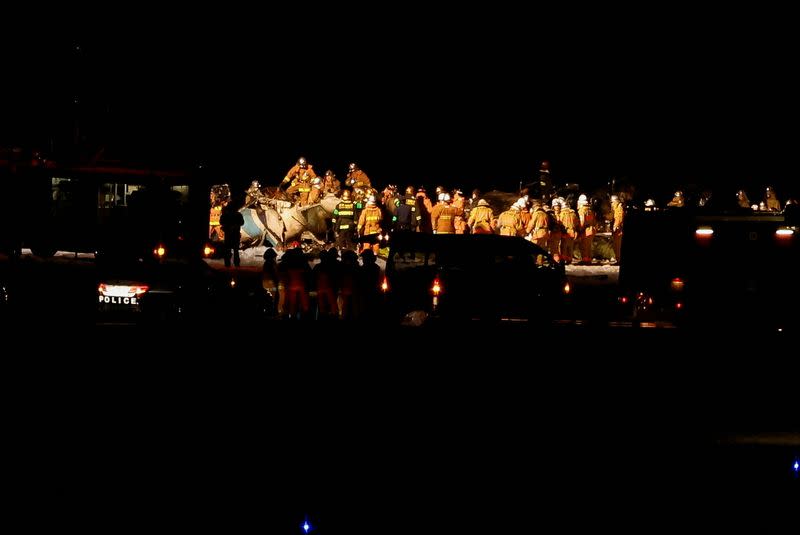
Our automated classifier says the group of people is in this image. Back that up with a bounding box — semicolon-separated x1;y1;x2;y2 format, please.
261;245;383;321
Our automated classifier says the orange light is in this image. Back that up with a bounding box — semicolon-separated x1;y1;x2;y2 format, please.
381;276;389;292
670;278;685;292
203;245;215;256
563;282;571;294
154;245;166;257
431;278;442;295
695;227;714;237
230;278;236;288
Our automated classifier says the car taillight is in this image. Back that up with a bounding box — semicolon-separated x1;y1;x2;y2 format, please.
619;296;628;304
775;227;794;238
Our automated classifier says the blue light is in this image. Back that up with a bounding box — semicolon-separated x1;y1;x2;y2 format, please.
793;460;799;472
302;520;311;533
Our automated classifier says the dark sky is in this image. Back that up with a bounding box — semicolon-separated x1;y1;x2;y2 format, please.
6;11;800;197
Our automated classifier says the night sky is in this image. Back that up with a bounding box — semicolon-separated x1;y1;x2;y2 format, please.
6;11;800;199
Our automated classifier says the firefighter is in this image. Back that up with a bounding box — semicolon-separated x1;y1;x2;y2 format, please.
308;175;323;205
611;194;624;264
322;170;341;195
431;193;462;234
577;194;596;264
346;162;371;191
357;196;383;253
736;189;752;209
559;199;579;264
395;186;422;232
666;190;684;208
516;200;531;238
548;199;564;260
332;189;357;250
496;203;522;236
282;157;318;205
245;180;267;207
764;186;781;212
416;187;434;234
467;199;495;234
527;200;549;249
452;189;467;234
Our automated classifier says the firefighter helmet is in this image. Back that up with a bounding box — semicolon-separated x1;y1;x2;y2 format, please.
405;186;415;195
325;169;335;178
348;162;357;172
341;189;351;200
477;199;489;207
298;157;308;168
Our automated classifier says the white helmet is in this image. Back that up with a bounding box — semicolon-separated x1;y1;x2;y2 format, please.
610;195;619;202
578;194;588;202
645;199;655;207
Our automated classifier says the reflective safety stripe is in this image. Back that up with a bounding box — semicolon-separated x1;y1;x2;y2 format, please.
339;224;350;229
338;210;353;216
367;216;379;221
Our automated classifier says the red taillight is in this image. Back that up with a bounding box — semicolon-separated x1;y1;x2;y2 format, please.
619;296;628;304
775;228;794;238
431;278;442;295
675;302;683;309
380;276;389;292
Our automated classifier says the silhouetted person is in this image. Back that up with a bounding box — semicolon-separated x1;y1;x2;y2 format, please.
220;202;244;267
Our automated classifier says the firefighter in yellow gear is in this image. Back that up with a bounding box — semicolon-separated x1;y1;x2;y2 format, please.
548;200;564;260
346;162;371;190
577;194;596;264
611;195;624;264
430;193;462;234
559;201;579;264
357;196;383;253
322;170;341;195
467;199;495;234
526;200;549;249
764;186;781;212
497;204;522;236
282;157;318;205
